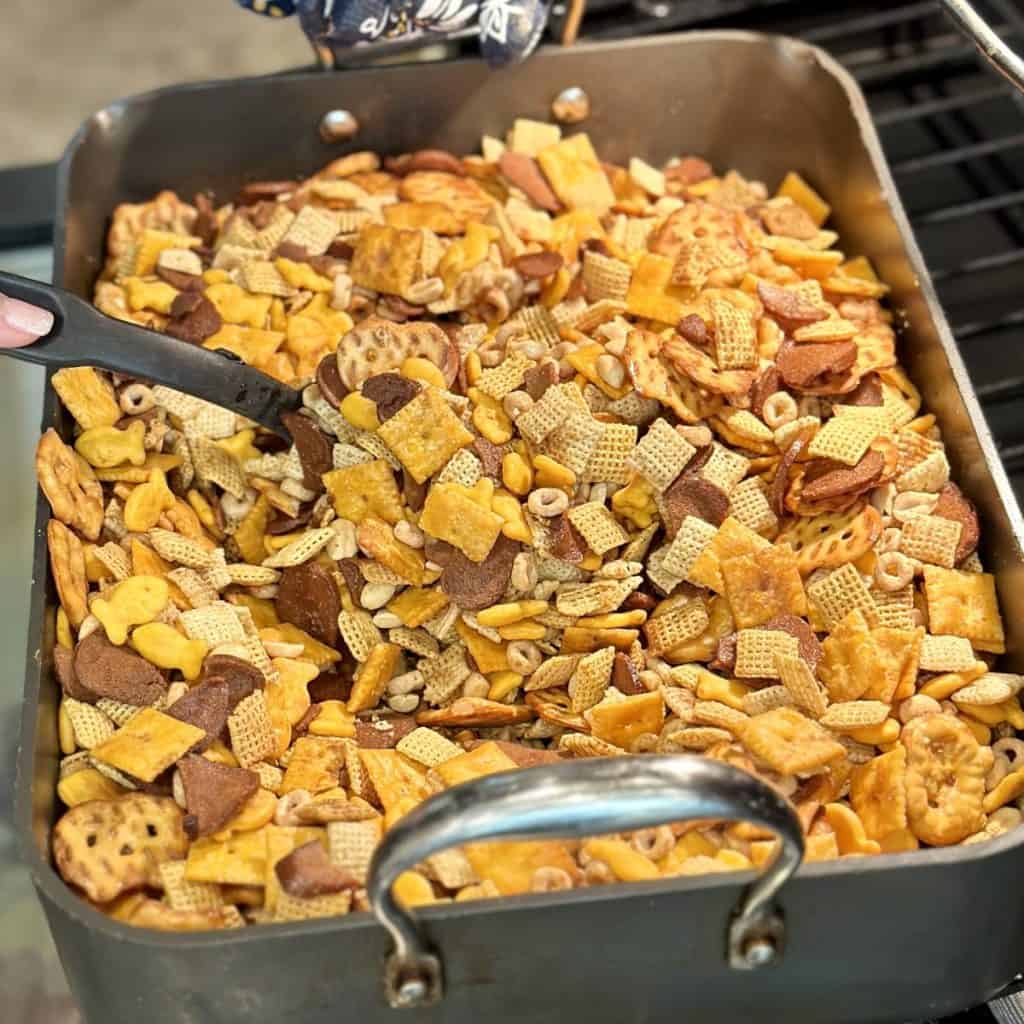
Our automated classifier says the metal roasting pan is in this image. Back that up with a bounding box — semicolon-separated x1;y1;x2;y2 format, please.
16;30;1024;1024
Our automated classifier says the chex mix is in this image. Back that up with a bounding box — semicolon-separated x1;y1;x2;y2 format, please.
39;121;1018;930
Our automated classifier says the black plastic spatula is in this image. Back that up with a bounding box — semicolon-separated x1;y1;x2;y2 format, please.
0;271;303;436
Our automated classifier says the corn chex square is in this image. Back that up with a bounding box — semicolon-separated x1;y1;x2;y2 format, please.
515;304;561;348
919;633;977;672
899;514;961;568
280;206;339;256
160;859;223;912
661;515;719;581
180;601;247;645
728;477;778;535
643;600;710;655
516;386;574;445
710;299;757;370
734;629;800;678
567;502;629;555
582;250;633;302
896;450;950;493
241;260;296;298
544;412;605;477
274;890;352;922
807;416;879;467
742;686;795;717
227;691;277;767
820;700;890;730
64;699;116;749
628;418;695;492
263;527;335;568
327;819;381;884
396;727;462;767
700;443;749;492
871;586;915;630
584;422;637;484
420;643;472;706
776;652;828;719
569;646;616;712
338;609;382;662
475;352;534;401
807;563;878;630
555;577;641;617
436;448;483;487
426;849;478;890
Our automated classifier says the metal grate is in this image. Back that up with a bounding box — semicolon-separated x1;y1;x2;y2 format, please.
558;0;1024;501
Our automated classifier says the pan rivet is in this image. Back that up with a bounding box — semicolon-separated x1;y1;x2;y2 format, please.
741;936;777;968
551;87;590;124
319;109;360;144
395;977;428;1006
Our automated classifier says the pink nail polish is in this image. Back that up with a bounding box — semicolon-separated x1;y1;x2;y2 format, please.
1;295;54;337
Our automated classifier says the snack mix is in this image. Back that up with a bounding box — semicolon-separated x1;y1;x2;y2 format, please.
40;119;1019;931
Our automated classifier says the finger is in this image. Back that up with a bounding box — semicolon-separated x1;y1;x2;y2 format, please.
0;292;54;348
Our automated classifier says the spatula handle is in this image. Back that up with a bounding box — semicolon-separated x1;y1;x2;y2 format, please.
0;270;302;434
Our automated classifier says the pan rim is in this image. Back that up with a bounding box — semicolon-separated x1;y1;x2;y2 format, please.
18;27;1024;948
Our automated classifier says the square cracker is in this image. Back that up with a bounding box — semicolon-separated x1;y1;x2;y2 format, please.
323;460;403;525
688;516;770;593
537;134;615;214
721;545;807;629
90;708;204;783
923;567;1005;653
736;706;844;775
377;388;473;484
420;482;505;563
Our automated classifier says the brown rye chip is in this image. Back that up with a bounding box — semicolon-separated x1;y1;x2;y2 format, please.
315;353;347;409
280;411;333;493
336;558;365;604
238;180;298;205
403;470;429;513
549;514;589;564
73;632;167;705
523;360;559;401
193;192;218;247
387;150;466;177
750;366;783;418
513;251;564;279
267;511;312;535
308;670;355;704
361;373;421;422
842;373;883;407
776;339;857;391
166;678;231;752
612;652;646;695
155;266;203;292
472;436;505;479
53;643;94;702
166;294;222;345
439;533;520;611
677;314;709;347
661;475;730;538
771;429;814;517
498;152;561;213
355;714;418;749
801;450;884;503
276;839;359;897
201;654;265;710
932;482;980;564
757;281;829;327
276;562;341;646
665;156;713;189
178;753;259;839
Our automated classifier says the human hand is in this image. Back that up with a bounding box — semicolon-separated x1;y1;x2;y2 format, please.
0;292;54;348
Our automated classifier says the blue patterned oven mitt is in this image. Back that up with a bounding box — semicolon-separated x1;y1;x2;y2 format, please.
236;0;553;66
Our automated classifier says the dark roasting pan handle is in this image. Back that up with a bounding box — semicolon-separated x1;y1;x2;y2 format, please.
0;270;303;436
367;755;804;1009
